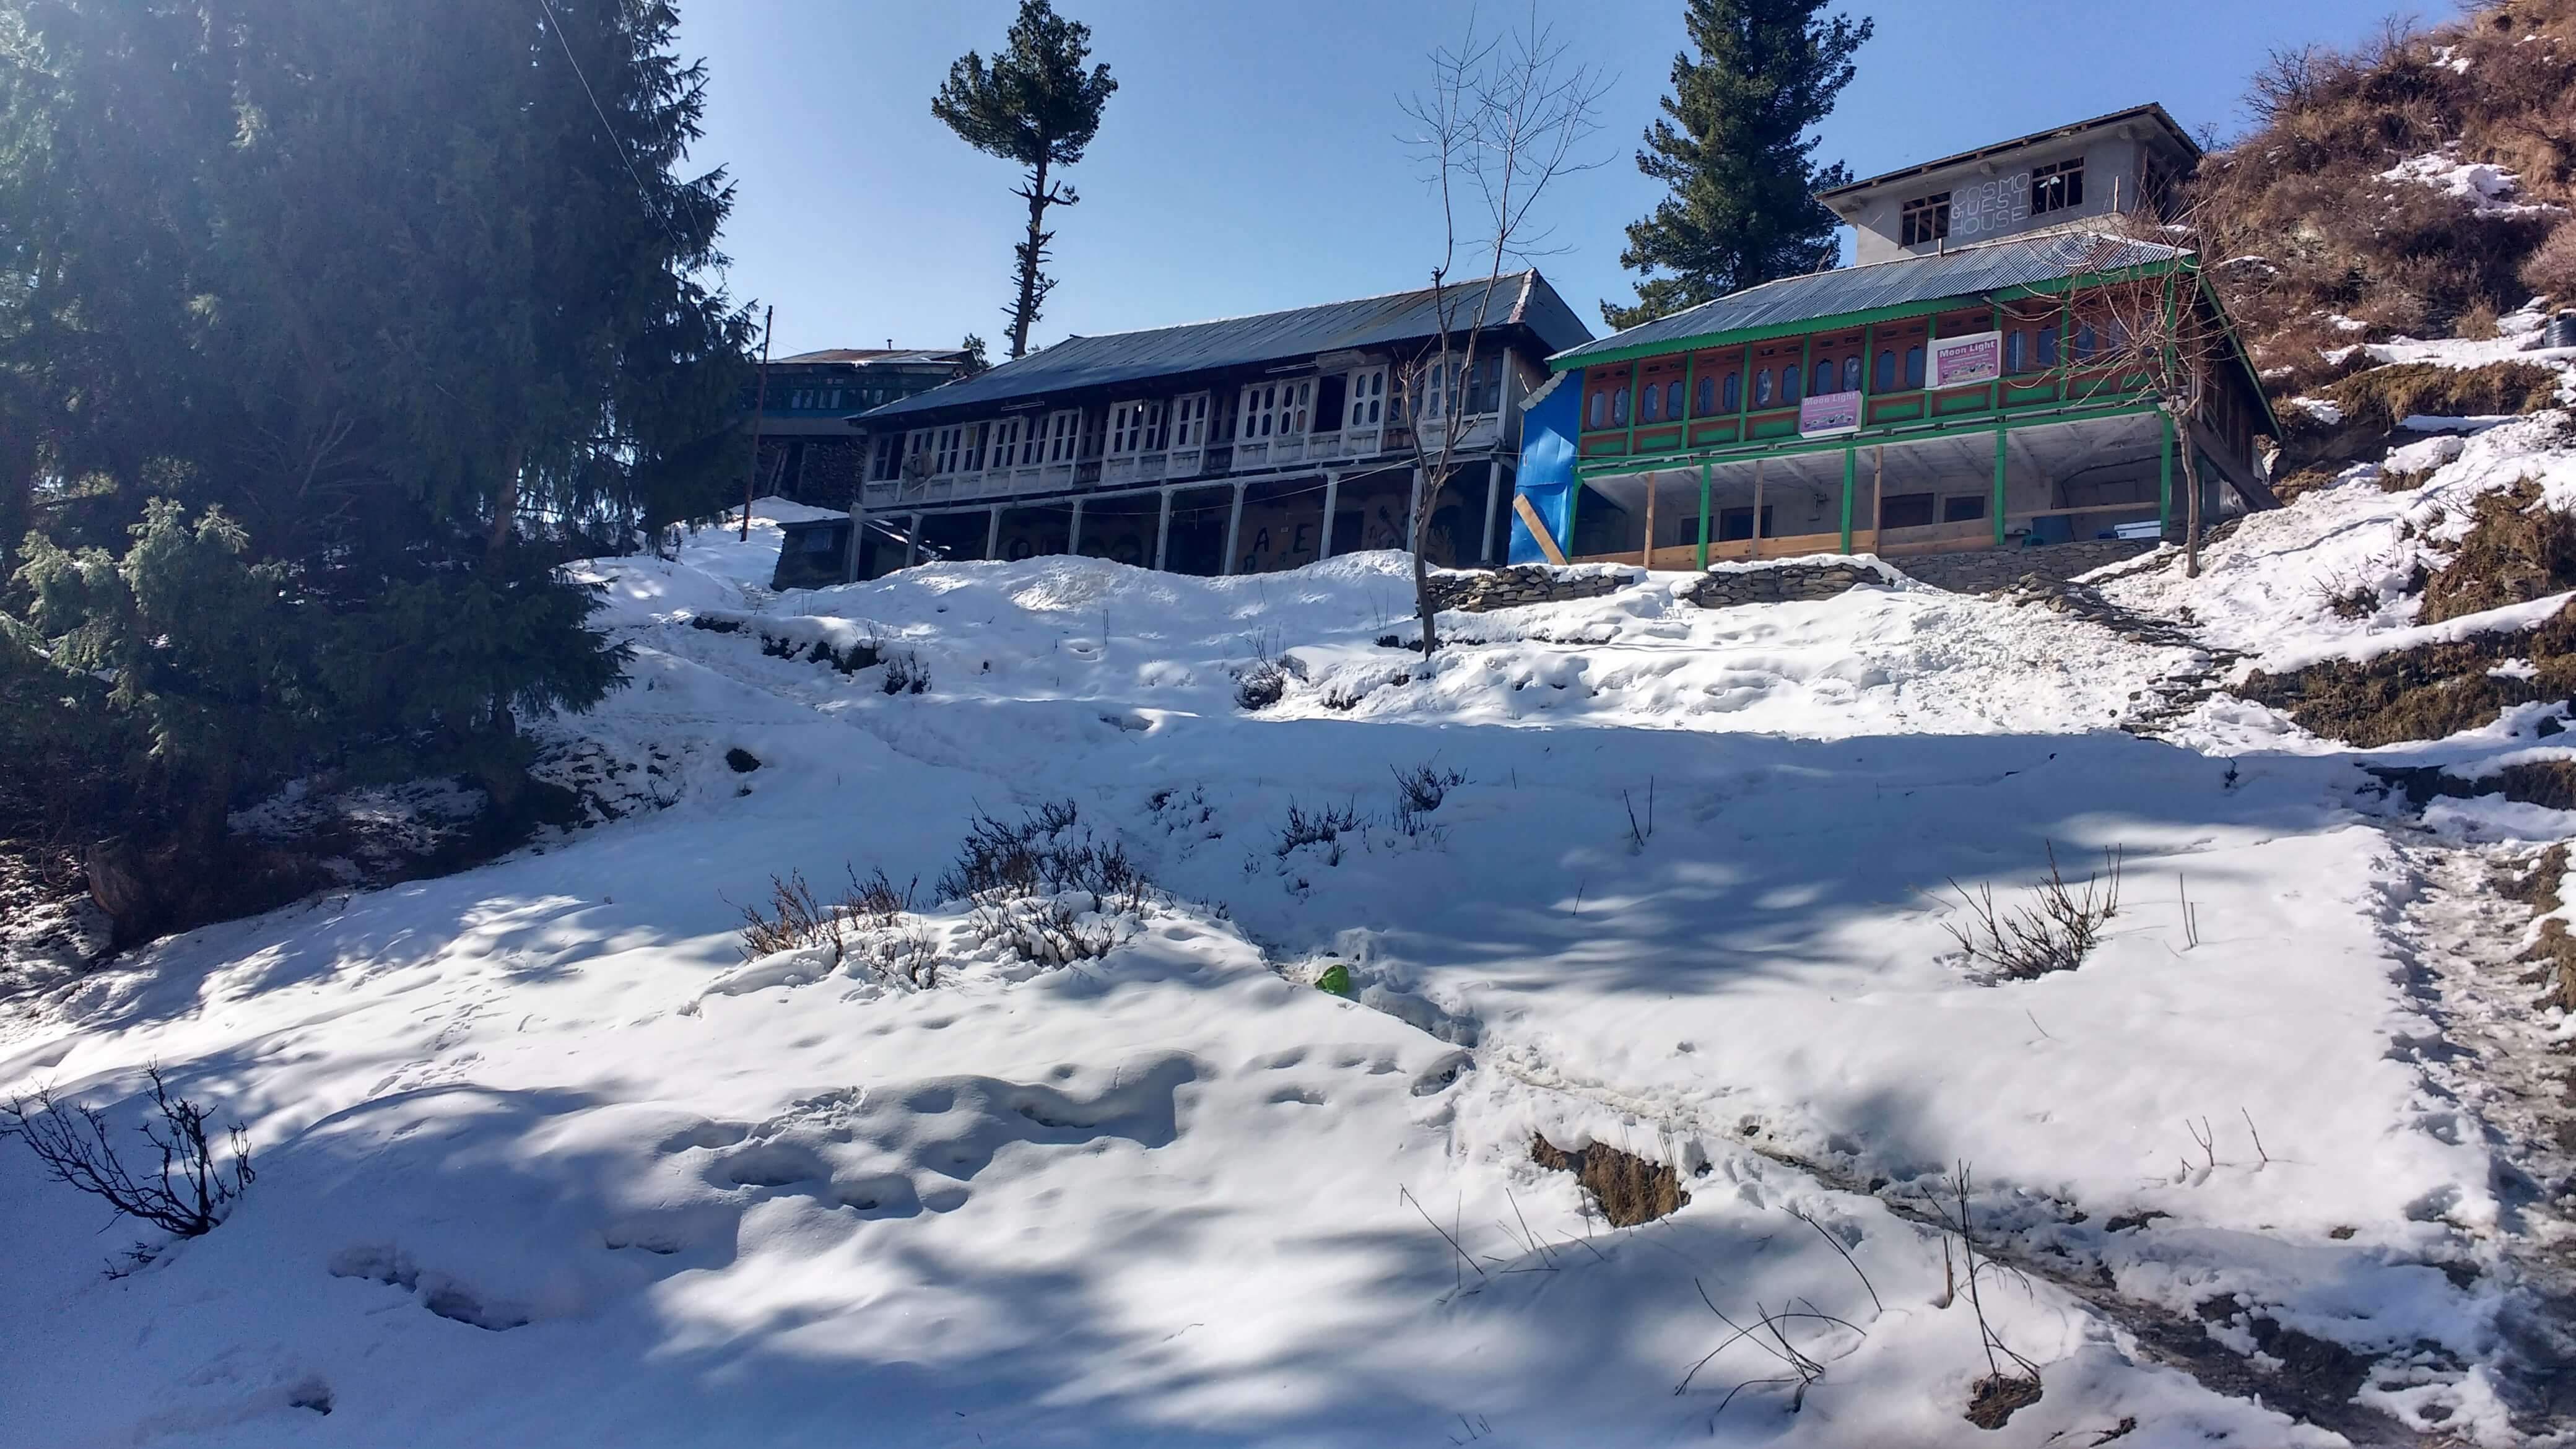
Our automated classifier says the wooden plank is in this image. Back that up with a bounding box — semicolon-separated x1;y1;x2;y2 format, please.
1641;472;1658;569
1513;492;1568;566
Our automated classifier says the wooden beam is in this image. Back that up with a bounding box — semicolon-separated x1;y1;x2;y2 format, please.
1641;471;1658;569
1513;492;1568;566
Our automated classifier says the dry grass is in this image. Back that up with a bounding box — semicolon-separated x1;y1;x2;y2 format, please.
2525;219;2576;302
2421;477;2576;621
1529;1134;1690;1227
2201;2;2576;394
2321;362;2562;435
2242;597;2576;745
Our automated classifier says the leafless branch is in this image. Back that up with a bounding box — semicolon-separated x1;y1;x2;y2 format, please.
5;1065;255;1241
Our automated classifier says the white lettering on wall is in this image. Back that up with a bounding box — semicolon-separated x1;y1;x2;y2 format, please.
1950;172;2031;240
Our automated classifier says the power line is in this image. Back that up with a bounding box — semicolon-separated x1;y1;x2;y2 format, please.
530;0;694;263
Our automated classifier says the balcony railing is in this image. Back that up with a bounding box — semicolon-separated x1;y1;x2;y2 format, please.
858;415;1489;508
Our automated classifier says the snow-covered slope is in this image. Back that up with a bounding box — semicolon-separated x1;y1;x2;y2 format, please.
0;495;2548;1445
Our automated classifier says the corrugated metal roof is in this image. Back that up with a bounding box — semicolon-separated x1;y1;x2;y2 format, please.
861;271;1593;422
1550;232;2190;366
773;348;968;367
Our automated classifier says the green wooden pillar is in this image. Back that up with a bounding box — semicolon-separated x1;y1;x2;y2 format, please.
2157;410;2175;534
1840;446;1856;554
1695;461;1713;570
1991;419;2009;547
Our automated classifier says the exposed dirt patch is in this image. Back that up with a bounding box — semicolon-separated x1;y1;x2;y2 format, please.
2240;603;2576;746
1964;1372;2043;1430
1530;1134;1689;1227
2326;362;2564;438
2422;477;2576;623
2369;759;2576;815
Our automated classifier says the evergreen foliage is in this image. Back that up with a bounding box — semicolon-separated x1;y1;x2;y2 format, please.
932;0;1117;360
1601;0;1871;330
0;0;744;933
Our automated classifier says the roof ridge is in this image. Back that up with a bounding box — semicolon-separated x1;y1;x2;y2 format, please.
1012;270;1541;350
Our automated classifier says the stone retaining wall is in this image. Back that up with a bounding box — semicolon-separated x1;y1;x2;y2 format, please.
1427;564;1641;613
1678;560;1890;608
1887;539;2162;595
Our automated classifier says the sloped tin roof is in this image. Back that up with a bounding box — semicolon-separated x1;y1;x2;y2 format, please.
1552;233;2190;368
862;271;1592;421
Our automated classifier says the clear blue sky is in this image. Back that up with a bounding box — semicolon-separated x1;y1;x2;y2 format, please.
674;0;2397;359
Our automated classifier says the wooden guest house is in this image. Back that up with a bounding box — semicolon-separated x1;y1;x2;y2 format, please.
770;275;1593;588
1509;105;2281;568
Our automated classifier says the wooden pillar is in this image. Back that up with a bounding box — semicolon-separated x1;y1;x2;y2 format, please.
1839;448;1856;554
984;505;1002;562
1872;445;1886;541
1482;463;1507;565
1695;461;1712;571
1222;481;1247;575
1318;471;1341;561
1154;489;1173;571
1641;471;1659;568
844;497;864;584
1067;497;1085;557
1751;458;1766;561
1991;420;2009;547
904;511;921;568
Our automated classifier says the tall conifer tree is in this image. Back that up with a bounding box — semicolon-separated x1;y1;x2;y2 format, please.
1602;0;1871;329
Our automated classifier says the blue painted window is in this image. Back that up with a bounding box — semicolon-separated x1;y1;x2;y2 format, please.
1695;374;1715;416
1722;372;1741;411
1754;369;1773;406
1842;356;1861;393
1876;350;1895;391
1612;386;1628;425
1666;380;1683;420
1780;365;1801;404
1904;346;1925;388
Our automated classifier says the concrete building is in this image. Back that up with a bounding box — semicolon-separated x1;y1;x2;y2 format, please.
1510;105;2276;572
771;274;1592;588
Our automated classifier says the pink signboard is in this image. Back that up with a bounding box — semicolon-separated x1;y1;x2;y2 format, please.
1928;330;2003;389
1798;389;1862;436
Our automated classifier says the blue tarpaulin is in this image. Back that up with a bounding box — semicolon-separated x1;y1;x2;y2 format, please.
1508;374;1580;564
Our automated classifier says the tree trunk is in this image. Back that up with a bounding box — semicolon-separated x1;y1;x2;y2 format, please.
1010;159;1050;361
487;443;523;570
1411;469;1441;655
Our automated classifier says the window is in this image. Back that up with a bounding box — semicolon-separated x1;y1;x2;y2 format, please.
1044;409;1082;464
869;432;902;481
2031;159;2084;216
1170;393;1211;448
1900;192;1951;246
1664;379;1682;422
932;424;966;474
1346;368;1386;428
1108;399;1165;455
1780;365;1801;405
1842;356;1861;394
1814;360;1835;398
1881;492;1935;529
1943;495;1988;523
1611;386;1628;426
1754;369;1774;407
1640;380;1661;423
1695;374;1715;416
2072;322;2097;362
1722;372;1741;411
2005;331;2027;372
988;417;1025;469
1240;379;1313;438
1875;350;1895;391
2035;328;2059;367
1904;346;1925;388
1588;389;1606;429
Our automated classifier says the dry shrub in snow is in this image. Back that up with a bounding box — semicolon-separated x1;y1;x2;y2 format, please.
1941;845;2122;981
2320;362;2562;435
2523;219;2576;304
939;802;1148;965
5;1065;253;1242
736;868;939;985
2420;477;2576;621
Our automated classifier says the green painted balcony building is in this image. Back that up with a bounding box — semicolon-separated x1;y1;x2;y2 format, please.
1508;106;2280;569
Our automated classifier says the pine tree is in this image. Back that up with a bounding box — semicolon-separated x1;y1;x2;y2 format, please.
0;0;745;931
1602;0;1872;330
932;0;1118;360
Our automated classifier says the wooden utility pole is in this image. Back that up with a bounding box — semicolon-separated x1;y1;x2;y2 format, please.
739;305;774;542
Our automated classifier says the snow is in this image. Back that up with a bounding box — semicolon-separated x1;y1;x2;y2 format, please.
2;488;2566;1442
2377;149;2564;220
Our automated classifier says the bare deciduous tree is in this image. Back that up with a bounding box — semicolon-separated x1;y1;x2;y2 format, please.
2005;198;2244;578
5;1064;254;1239
1394;17;1608;654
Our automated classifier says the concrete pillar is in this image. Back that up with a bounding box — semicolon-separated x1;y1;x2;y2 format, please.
1068;497;1085;557
904;512;921;568
1221;482;1247;576
984;506;1002;562
1154;489;1173;572
1318;472;1341;560
844;498;864;584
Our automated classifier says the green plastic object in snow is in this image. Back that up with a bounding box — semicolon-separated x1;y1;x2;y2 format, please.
1315;964;1353;996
